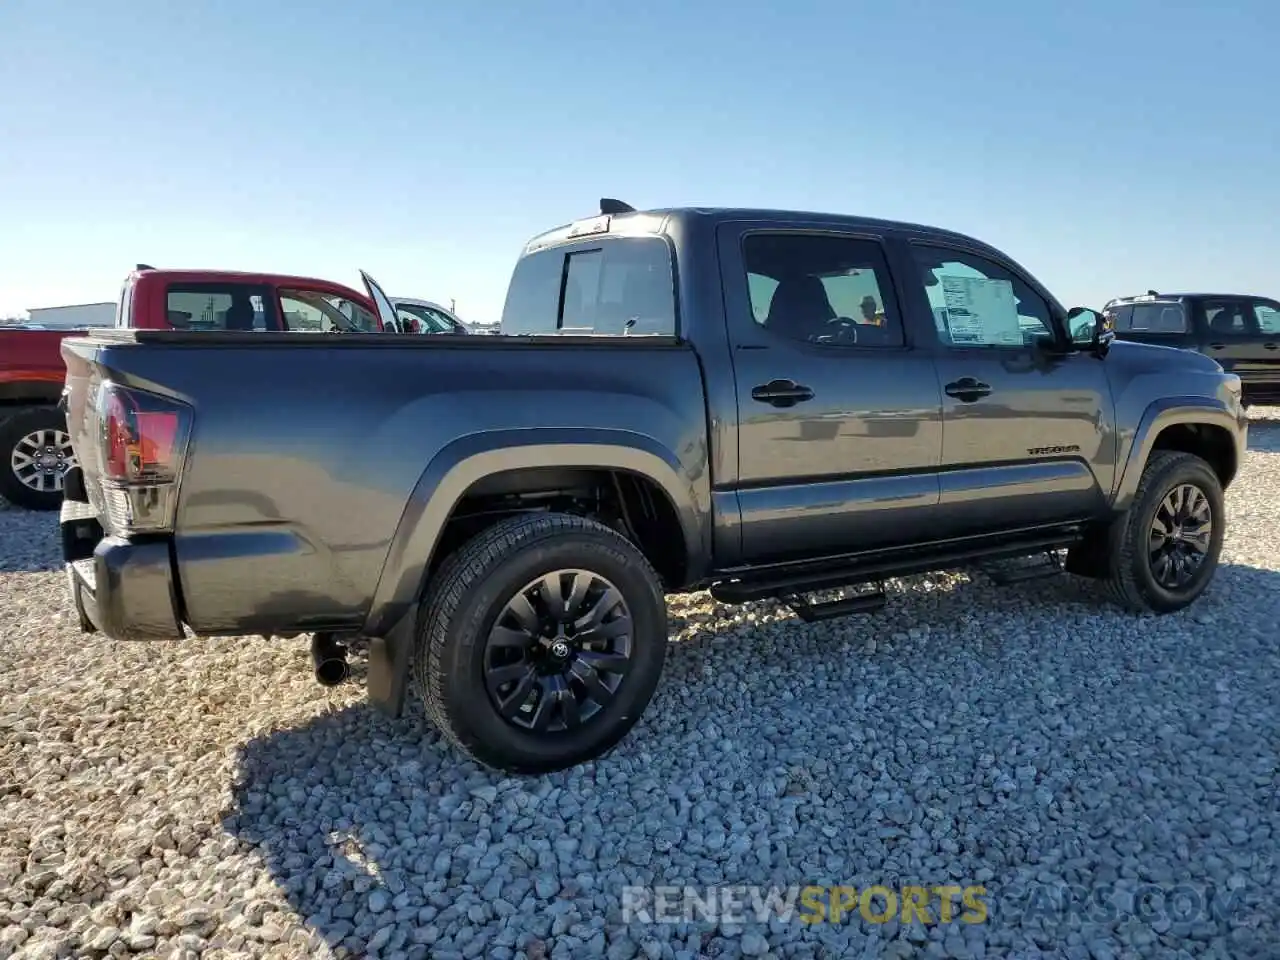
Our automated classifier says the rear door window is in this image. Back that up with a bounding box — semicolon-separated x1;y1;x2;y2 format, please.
165;284;276;330
500;237;676;336
1203;299;1258;338
742;232;905;347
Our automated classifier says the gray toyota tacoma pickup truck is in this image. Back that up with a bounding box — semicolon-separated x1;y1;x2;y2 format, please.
58;200;1248;773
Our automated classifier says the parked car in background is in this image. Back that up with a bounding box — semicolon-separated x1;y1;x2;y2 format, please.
1103;291;1280;406
59;201;1246;773
388;297;468;334
0;266;448;510
0;328;83;509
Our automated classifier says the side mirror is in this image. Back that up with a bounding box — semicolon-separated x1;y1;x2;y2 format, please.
1067;306;1114;357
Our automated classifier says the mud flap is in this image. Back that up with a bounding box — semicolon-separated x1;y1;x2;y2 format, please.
1063;518;1119;580
366;615;417;717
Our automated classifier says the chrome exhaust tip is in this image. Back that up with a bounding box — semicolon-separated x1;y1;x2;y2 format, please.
311;633;349;686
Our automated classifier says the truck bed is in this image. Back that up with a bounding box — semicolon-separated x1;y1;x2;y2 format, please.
60;329;709;638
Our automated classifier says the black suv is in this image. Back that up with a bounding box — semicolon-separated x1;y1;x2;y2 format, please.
1103;292;1280;405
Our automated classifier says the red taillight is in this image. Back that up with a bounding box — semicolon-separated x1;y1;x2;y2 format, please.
95;383;192;534
101;389;183;483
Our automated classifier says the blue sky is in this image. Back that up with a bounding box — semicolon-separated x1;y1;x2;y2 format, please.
1;0;1277;323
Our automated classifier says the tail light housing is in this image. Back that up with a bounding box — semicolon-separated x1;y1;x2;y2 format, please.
95;382;193;535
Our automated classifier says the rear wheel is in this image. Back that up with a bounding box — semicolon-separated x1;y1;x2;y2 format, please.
0;407;77;511
414;512;668;773
1100;451;1224;613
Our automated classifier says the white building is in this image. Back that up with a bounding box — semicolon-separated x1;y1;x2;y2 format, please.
25;302;116;329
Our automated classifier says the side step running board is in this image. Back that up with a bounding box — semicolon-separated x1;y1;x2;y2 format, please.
783;589;887;622
981;551;1064;586
710;528;1082;605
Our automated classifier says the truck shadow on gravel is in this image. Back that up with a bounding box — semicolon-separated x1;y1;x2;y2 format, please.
1245;416;1280;453
221;561;1279;959
0;503;64;572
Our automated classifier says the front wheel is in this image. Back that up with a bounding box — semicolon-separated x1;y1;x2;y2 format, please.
1101;451;1225;613
0;406;77;511
414;512;668;773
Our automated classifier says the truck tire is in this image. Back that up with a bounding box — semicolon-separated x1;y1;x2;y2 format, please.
0;406;77;512
414;511;668;773
1101;450;1224;614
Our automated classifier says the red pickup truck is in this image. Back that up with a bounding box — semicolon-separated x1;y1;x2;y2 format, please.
1;266;443;510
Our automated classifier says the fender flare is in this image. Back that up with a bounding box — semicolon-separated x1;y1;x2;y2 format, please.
363;426;708;638
1111;396;1245;511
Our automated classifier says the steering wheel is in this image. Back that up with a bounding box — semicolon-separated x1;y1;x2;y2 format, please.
813;317;860;345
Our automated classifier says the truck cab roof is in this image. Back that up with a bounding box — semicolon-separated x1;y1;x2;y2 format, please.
126;266;367;291
1108;292;1274;304
525;203;1012;263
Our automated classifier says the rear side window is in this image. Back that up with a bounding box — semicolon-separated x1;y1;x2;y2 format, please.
743;232;905;347
1203;299;1256;336
1123;302;1187;333
165;284;276;331
500;237;675;336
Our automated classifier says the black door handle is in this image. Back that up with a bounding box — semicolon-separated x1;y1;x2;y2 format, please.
1265;343;1277;350
751;378;815;407
944;377;992;402
1209;342;1226;349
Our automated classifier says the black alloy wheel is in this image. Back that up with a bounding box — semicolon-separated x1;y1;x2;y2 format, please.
484;569;634;733
415;512;668;773
1147;482;1213;589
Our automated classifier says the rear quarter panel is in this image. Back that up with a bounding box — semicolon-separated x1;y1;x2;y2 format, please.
77;337;711;635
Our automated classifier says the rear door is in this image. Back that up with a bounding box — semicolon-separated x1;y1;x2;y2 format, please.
716;221;944;565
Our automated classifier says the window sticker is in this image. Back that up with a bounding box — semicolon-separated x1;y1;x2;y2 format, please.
939;276;1023;346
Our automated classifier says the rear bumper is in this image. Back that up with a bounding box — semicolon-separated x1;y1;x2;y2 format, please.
61;498;185;641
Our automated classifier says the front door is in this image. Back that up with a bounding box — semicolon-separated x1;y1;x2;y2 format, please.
716;224;944;565
897;239;1113;537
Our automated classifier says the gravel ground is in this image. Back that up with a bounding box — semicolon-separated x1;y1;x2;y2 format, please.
2;415;1279;960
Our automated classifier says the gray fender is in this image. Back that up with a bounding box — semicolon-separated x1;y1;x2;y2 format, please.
363;427;708;716
1111;396;1246;512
